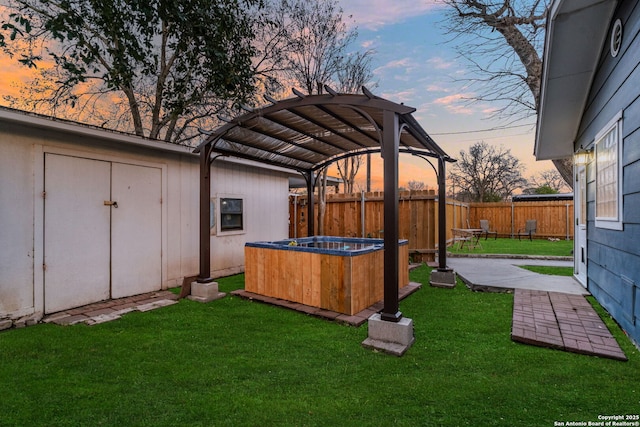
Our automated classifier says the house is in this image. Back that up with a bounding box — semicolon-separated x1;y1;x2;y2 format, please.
0;107;293;325
535;0;640;346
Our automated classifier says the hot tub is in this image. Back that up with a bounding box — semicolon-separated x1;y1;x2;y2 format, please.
244;236;409;315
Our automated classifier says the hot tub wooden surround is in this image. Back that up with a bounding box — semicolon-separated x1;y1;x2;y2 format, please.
244;237;409;315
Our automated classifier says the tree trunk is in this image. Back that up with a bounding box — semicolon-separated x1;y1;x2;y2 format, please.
552;158;574;190
317;168;328;235
493;24;542;109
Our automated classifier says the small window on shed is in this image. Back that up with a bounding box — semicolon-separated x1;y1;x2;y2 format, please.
219;197;244;232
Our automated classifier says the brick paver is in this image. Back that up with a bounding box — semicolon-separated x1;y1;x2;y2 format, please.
512;289;627;361
43;290;179;326
231;282;422;327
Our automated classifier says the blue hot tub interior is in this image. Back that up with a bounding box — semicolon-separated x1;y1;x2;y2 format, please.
245;236;394;256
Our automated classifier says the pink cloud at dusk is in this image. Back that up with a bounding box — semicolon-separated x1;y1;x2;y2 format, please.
339;0;441;31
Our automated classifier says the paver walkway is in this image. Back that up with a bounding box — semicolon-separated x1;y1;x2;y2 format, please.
231;282;422;327
43;290;179;326
511;289;627;361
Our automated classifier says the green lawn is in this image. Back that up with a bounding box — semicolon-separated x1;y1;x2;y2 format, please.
1;266;638;426
448;237;574;257
519;265;575;276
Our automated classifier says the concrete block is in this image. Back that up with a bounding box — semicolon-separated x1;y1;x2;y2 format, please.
429;270;456;288
14;314;41;328
187;281;226;303
362;313;415;356
0;319;13;331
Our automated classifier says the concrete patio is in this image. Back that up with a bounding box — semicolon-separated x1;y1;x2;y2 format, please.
445;256;627;361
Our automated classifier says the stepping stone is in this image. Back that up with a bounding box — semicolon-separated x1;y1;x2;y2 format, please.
511;289;627;361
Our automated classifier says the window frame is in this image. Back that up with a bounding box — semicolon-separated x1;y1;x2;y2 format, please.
594;110;624;231
217;194;246;236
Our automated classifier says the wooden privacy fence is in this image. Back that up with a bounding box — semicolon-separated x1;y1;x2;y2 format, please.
289;190;470;262
468;200;574;240
289;192;574;261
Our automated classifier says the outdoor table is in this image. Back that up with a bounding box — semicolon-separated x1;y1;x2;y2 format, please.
451;228;484;250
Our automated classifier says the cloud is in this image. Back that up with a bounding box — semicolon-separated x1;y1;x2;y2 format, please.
360;39;377;49
374;57;417;76
426;56;455;70
340;0;442;30
433;93;466;106
425;84;450;92
432;93;477;115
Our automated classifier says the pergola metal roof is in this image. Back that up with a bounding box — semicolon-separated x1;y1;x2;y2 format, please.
195;86;451;172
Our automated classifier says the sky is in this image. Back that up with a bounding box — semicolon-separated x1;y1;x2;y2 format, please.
0;0;554;192
333;0;554;191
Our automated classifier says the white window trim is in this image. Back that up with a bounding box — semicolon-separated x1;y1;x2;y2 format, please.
216;194;246;236
594;110;624;231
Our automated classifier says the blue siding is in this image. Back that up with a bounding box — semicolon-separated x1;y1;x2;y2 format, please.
577;0;640;347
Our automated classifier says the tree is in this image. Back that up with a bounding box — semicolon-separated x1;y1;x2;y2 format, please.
336;156;361;194
449;141;527;202
441;0;573;188
407;180;427;191
0;0;260;144
333;50;375;194
266;0;374;231
526;168;571;194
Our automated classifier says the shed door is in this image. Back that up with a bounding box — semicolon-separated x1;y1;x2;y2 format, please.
111;163;162;298
44;154;111;313
44;154;162;313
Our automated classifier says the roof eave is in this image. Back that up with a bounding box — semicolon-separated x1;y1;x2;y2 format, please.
534;0;618;160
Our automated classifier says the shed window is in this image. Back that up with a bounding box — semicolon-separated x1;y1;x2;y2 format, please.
220;197;244;232
595;111;623;230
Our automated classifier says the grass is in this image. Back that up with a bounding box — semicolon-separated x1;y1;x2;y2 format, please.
448;237;574;257
519;265;575;276
1;267;638;426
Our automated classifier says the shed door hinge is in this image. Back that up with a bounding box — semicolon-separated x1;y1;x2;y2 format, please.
42;263;47;271
42;191;47;199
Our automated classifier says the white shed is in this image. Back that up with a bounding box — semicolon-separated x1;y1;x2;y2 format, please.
0;107;293;324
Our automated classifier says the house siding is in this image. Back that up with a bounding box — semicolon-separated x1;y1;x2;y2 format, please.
575;0;640;346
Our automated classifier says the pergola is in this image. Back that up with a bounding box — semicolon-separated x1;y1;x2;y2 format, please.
195;87;455;323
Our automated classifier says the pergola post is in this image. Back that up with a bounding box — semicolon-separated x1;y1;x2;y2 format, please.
198;144;214;283
305;171;315;237
438;157;448;271
362;109;414;356
190;144;225;303
381;109;401;322
429;155;456;288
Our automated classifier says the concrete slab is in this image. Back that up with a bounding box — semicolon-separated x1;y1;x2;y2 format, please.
447;257;589;295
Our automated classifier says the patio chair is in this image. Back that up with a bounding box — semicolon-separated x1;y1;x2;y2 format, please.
479;219;498;240
517;219;537;241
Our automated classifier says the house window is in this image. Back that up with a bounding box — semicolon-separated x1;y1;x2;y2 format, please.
595;111;623;230
219;197;244;233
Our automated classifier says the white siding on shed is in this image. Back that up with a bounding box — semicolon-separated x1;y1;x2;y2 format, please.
0;108;293;322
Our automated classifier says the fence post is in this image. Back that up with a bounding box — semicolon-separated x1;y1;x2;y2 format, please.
361;190;366;238
566;203;570;241
293;194;298;239
510;202;515;239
